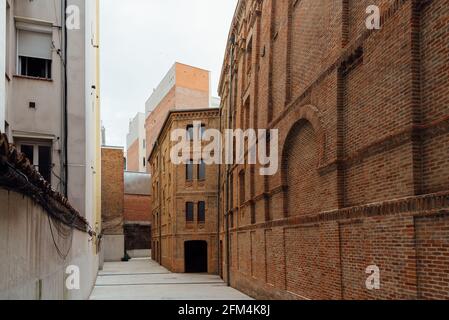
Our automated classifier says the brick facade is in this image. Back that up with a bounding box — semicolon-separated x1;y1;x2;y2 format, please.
145;63;211;159
217;0;449;299
124;194;152;251
101;147;124;235
150;109;220;274
123;172;152;251
124;194;152;222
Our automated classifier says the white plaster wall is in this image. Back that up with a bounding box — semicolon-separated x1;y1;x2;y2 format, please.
7;0;63;192
64;0;100;300
103;235;125;262
0;0;101;300
145;63;176;116
0;189;96;300
0;0;5;132
126;112;146;172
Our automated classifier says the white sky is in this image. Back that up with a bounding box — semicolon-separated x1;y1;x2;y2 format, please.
100;0;238;147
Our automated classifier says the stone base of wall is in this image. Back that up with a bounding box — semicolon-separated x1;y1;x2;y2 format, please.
127;249;151;259
223;192;449;300
103;235;125;262
124;223;151;251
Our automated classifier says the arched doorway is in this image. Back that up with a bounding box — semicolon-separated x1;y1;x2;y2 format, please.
184;241;208;273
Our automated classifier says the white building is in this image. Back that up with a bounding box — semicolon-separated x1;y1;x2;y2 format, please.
0;0;5;131
1;0;101;299
126;112;146;172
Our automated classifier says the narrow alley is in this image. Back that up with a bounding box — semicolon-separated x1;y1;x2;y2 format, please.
89;258;251;300
2;0;449;304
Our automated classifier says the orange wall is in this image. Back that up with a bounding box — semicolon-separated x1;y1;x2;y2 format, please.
126;139;139;172
175;63;209;92
145;64;211;164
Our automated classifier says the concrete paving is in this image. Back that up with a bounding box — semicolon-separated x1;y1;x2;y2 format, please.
89;258;252;300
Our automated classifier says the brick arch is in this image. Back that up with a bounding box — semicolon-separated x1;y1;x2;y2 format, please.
280;105;325;217
280;104;325;186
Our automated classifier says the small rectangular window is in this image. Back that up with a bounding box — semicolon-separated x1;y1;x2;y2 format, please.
198;159;206;180
187;125;194;141
186;159;193;181
198;201;206;223
19;56;51;79
186;202;194;222
17;30;52;79
19;143;52;183
143;157;146;167
239;171;246;205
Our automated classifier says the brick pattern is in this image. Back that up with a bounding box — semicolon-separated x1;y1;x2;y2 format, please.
124;194;152;222
145;64;211;159
124;224;151;251
150;109;220;274
101;147;124;235
218;0;449;300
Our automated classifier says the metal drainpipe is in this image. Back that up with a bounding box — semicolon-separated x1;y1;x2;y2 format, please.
225;34;235;286
62;0;69;197
158;140;162;264
217;108;222;278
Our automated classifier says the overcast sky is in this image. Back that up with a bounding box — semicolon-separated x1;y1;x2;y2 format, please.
100;0;237;148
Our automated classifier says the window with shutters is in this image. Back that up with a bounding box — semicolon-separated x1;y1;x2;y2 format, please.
17;29;52;79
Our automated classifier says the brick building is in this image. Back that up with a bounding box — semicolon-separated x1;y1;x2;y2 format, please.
124;171;152;257
150;108;220;273
101;146;125;262
145;63;212;159
217;0;449;299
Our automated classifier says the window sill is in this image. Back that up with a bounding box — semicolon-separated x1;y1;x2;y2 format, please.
13;74;53;82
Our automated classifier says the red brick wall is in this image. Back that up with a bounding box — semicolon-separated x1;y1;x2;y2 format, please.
101;147;124;235
124;194;152;223
218;0;449;300
151;109;220;274
145;64;210;161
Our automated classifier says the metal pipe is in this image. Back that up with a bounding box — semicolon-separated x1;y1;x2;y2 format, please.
217;107;222;278
62;0;68;197
158;140;162;264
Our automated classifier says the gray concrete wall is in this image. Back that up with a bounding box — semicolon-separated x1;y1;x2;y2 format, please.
103;235;125;262
0;189;98;300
